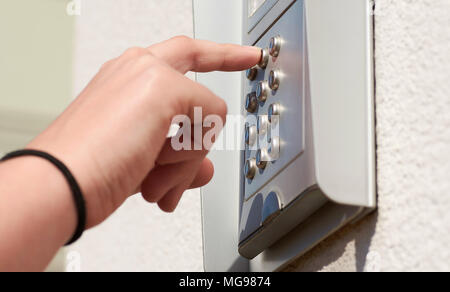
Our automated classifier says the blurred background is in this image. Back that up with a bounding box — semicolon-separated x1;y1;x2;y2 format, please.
0;0;202;272
0;1;73;153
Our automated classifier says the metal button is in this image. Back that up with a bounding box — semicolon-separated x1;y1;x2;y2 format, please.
244;158;257;180
246;68;258;81
257;115;269;135
268;70;280;90
245;124;257;146
256;148;269;169
256;81;269;103
245;92;258;113
258;48;269;69
268;103;281;124
269;36;282;57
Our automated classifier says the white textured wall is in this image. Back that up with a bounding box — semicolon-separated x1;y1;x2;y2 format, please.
68;0;203;272
288;0;450;272
67;0;450;272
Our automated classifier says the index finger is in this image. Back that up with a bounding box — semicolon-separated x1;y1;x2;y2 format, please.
148;36;261;74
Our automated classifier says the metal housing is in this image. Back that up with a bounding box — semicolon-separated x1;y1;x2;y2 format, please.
194;0;376;272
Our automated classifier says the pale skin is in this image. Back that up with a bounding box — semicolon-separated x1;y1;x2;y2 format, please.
0;36;261;272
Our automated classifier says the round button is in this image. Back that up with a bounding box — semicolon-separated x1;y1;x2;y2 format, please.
269;36;282;57
245;93;258;113
246;68;258;81
244;158;257;179
268;70;280;90
256;81;269;103
262;191;281;225
245;124;257;146
257;115;269;135
268;103;281;123
258;48;269;69
256;148;269;169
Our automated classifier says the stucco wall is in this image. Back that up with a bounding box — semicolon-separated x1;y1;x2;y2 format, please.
288;0;450;272
67;0;203;272
68;0;450;272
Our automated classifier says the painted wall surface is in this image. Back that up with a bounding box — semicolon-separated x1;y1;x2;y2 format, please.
66;0;449;272
287;0;450;272
67;0;203;272
0;0;74;152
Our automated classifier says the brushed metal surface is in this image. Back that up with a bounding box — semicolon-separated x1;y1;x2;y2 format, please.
243;1;306;200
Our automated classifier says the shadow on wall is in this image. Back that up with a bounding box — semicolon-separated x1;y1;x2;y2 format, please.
227;257;250;272
284;212;379;272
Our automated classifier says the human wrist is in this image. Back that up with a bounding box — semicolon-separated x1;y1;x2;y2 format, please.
0;155;77;246
26;136;109;229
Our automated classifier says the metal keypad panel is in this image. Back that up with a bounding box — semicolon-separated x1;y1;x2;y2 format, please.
242;1;305;201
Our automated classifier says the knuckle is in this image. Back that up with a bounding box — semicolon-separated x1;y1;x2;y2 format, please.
122;46;147;58
146;62;171;80
143;64;179;116
170;35;196;58
170;35;193;46
100;59;115;71
136;53;156;67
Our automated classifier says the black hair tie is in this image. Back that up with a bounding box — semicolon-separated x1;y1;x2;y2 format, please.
1;149;86;245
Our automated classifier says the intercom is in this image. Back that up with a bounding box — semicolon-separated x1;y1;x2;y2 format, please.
195;0;376;271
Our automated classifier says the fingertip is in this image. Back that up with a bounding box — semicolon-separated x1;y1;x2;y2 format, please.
157;188;183;213
191;158;214;189
204;158;214;182
244;45;262;57
239;45;262;68
141;191;158;204
158;203;176;213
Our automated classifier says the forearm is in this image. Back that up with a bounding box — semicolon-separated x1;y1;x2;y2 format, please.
0;38;260;271
0;156;76;272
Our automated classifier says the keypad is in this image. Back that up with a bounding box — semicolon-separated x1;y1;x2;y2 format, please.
244;37;283;182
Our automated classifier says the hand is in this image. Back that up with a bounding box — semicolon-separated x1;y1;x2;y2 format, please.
27;36;260;228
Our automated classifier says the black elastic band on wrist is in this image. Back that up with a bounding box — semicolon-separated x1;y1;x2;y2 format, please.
1;149;86;246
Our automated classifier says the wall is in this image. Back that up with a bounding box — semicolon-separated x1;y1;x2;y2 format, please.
287;0;450;271
0;0;74;153
67;0;203;272
65;0;450;271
